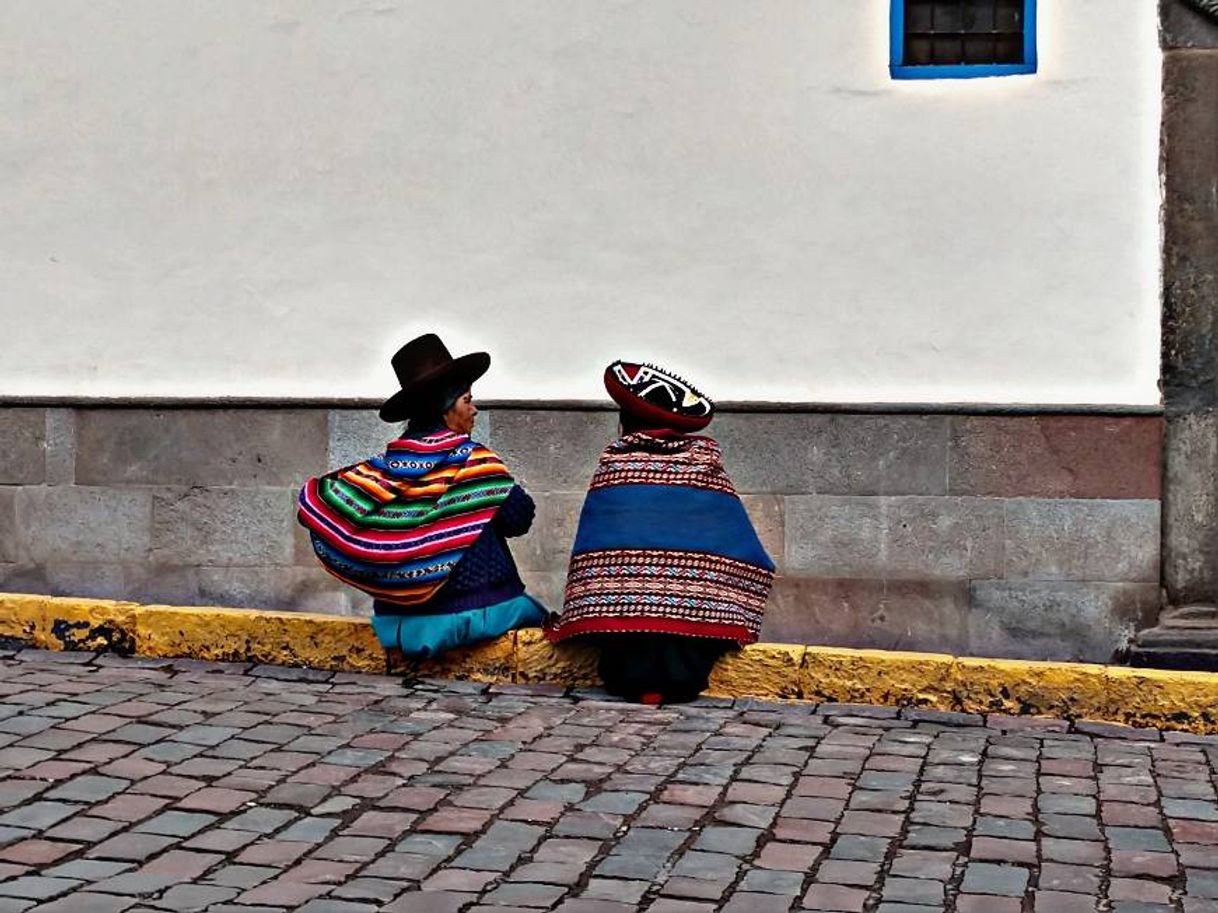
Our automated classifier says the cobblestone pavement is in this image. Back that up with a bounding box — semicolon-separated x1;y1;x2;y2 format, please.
0;650;1216;912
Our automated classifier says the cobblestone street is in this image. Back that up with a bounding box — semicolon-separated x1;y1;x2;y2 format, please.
0;650;1215;912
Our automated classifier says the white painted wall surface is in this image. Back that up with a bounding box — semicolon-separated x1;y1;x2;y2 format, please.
1;0;1160;404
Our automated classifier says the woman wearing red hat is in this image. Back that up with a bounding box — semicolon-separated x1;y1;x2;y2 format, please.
546;361;775;704
298;333;547;665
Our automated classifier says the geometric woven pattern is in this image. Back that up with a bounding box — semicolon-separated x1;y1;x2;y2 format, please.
589;431;736;495
557;547;771;643
548;431;774;646
298;430;514;606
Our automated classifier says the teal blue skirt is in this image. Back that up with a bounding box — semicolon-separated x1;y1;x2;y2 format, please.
371;594;547;659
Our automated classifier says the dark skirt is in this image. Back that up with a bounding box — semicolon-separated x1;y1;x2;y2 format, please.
589;633;732;704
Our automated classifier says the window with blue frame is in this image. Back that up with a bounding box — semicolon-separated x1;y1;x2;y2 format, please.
891;0;1037;79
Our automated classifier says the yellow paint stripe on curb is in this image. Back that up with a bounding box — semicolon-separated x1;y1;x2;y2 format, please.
3;592;1218;732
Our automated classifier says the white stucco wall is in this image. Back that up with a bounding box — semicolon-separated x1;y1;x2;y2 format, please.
2;0;1160;405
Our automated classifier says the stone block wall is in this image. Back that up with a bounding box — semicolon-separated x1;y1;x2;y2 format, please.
1160;0;1218;608
0;404;1161;663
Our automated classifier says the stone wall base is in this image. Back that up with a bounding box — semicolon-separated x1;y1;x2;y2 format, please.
0;403;1162;664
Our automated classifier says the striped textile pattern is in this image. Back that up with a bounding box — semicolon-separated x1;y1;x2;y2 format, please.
547;432;775;645
588;432;737;495
298;430;514;606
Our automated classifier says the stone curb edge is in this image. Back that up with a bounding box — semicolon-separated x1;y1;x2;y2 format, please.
2;592;1217;733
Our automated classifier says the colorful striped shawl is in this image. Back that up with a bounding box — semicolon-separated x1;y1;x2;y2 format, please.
298;431;515;606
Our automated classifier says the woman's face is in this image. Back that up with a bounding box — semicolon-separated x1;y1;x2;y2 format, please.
444;389;477;435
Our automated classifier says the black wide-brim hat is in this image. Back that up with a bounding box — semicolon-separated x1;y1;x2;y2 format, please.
604;360;714;432
379;333;490;422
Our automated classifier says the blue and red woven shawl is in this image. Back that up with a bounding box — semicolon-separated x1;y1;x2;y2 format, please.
546;431;775;645
298;431;515;606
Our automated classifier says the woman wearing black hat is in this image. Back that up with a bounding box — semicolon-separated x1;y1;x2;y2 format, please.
299;333;547;663
545;361;775;704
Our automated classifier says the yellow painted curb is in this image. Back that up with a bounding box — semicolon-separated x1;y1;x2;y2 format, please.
515;628;597;687
708;643;805;700
135;605;385;673
1105;666;1218;731
802;647;957;710
0;593;47;642
4;592;1218;732
953;656;1111;721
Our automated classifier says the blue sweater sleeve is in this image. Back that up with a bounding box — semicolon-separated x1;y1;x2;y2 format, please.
494;485;535;538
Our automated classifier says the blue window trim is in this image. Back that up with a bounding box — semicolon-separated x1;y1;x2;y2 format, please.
890;0;1037;80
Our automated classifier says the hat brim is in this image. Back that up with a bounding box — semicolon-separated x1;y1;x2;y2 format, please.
604;368;713;433
379;352;490;422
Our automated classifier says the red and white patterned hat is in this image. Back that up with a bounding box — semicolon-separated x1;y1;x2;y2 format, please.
603;361;715;432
